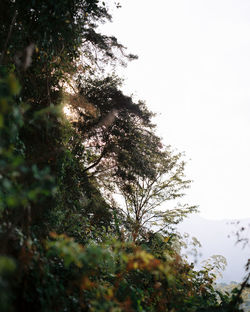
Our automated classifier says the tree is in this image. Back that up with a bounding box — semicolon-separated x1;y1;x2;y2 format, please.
69;75;162;185
66;75;197;240
117;146;197;240
0;1;248;311
0;0;135;232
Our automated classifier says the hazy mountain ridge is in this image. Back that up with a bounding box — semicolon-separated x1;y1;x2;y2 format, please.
177;214;250;283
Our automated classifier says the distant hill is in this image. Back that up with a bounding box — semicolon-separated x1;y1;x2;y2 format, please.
177;214;250;283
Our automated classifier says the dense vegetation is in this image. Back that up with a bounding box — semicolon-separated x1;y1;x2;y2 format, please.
216;282;250;311
0;1;249;311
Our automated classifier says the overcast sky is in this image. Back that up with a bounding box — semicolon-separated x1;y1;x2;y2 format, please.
102;0;250;220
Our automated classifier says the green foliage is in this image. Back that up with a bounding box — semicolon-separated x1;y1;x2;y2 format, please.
216;280;250;311
0;256;16;312
0;0;248;311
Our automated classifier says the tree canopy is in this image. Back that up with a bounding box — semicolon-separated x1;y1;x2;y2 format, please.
0;1;248;311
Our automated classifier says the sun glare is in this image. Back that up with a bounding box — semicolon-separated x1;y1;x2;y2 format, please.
63;104;78;121
63;104;72;117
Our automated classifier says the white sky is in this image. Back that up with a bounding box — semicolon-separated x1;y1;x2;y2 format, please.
102;0;250;220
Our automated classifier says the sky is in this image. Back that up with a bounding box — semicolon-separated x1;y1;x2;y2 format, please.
101;0;250;220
